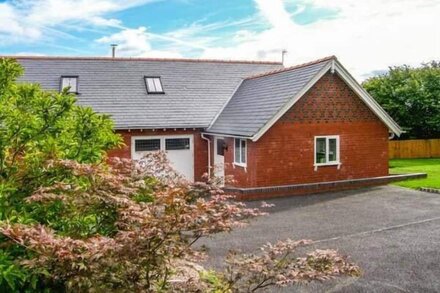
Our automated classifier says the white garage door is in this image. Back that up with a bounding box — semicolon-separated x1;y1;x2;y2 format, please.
131;135;194;181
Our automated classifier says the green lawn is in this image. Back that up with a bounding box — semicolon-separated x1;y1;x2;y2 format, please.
389;158;440;189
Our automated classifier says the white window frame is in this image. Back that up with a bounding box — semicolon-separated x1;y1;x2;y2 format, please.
234;138;247;167
144;76;164;94
314;135;341;170
134;138;161;152
131;134;193;155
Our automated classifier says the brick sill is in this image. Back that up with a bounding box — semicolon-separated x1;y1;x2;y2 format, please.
224;173;427;195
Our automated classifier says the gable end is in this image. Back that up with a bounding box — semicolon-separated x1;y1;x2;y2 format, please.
280;72;380;124
251;59;402;141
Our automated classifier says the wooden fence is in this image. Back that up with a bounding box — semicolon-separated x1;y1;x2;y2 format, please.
389;139;440;159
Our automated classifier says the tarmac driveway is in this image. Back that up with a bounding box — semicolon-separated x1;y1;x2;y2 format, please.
200;186;440;292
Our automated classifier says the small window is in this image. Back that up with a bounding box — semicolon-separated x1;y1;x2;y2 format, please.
314;136;340;166
234;138;247;166
216;139;225;156
135;139;161;152
144;77;164;94
165;138;190;150
60;76;78;93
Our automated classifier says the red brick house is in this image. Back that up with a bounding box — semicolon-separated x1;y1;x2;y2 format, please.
15;55;405;199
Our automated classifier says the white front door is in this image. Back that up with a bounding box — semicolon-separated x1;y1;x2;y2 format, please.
214;137;225;179
132;135;194;181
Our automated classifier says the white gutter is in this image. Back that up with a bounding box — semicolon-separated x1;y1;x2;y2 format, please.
202;132;251;139
333;62;403;137
201;133;211;177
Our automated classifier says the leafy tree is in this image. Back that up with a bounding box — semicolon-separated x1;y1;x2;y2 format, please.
0;58;122;216
0;58;360;292
363;61;440;139
0;58;122;290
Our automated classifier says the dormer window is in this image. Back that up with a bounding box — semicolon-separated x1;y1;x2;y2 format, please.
60;76;78;93
144;76;164;94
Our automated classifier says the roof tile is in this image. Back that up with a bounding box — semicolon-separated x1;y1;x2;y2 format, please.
208;58;332;137
12;57;282;129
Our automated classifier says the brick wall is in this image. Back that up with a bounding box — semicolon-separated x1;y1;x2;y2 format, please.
222;137;258;187
108;129;208;181
106;72;390;197
224;72;389;189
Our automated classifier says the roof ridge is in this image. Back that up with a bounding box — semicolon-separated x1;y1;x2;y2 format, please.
2;55;282;65
245;55;336;80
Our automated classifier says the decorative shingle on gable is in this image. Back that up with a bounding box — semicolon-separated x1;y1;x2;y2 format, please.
281;72;378;124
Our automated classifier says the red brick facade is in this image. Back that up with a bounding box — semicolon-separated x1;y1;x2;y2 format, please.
222;72;389;190
108;72;390;198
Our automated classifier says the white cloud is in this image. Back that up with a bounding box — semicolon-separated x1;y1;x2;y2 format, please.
200;0;440;80
0;0;155;43
2;0;439;79
8;52;47;56
0;3;41;41
160;17;263;51
254;0;295;29
96;27;183;58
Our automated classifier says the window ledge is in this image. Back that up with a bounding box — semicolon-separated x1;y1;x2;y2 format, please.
314;162;341;171
233;162;247;168
147;92;165;95
61;92;80;95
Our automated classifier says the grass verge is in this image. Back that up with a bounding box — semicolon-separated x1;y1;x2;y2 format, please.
389;158;440;189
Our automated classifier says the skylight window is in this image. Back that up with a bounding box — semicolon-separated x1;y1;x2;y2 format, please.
60;76;78;93
144;77;164;94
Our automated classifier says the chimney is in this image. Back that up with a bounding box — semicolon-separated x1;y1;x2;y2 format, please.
111;44;118;58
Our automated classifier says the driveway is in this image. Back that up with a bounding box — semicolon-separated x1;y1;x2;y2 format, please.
200;186;440;292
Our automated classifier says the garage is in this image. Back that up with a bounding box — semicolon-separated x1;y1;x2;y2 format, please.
131;135;194;181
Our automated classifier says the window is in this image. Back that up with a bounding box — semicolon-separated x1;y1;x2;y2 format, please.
314;136;340;166
60;76;78;93
135;139;161;152
216;139;225;156
165;138;190;150
144;77;164;94
234;138;247;166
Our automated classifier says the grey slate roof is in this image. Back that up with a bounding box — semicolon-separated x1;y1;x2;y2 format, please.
207;57;333;137
14;57;282;129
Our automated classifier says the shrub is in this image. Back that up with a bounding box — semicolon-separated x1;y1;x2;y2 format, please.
1;154;360;292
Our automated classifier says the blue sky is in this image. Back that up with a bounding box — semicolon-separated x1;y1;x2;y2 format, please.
0;0;439;79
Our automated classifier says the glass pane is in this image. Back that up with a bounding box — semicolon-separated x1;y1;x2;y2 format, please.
216;139;225;156
61;77;77;93
316;138;326;164
61;78;69;90
153;78;163;92
69;78;77;92
241;140;246;163
146;78;156;92
135;139;160;152
328;138;337;162
234;138;240;163
165;138;190;150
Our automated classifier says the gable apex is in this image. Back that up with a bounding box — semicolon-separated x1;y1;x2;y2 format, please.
251;59;402;141
207;57;402;141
